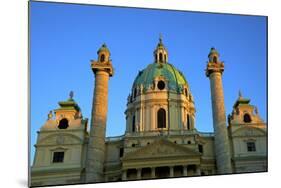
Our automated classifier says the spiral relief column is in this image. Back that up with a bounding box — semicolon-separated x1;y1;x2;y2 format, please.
86;44;114;182
205;47;232;174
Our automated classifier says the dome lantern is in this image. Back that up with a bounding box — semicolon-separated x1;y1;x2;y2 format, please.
154;35;168;64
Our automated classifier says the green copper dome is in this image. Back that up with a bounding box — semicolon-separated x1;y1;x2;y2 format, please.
133;63;188;93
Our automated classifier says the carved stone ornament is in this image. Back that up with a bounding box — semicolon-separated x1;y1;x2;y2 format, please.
56;135;65;145
47;110;53;120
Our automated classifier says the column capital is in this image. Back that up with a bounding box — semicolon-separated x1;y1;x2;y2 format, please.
205;62;224;77
91;60;114;76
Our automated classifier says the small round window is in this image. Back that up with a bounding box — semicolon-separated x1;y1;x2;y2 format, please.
157;80;165;90
58;118;69;129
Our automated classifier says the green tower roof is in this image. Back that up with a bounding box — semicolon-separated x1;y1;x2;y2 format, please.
97;43;110;53
132;63;188;93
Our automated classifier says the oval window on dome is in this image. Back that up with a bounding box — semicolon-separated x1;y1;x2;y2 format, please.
157;80;165;90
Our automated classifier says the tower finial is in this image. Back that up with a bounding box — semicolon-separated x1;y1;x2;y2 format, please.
154;34;168;63
238;90;242;98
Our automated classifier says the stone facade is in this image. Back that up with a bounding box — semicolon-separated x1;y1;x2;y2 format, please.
31;39;267;186
31;96;89;186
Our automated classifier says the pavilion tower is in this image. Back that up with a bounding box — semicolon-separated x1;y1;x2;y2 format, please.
86;44;114;182
205;47;232;174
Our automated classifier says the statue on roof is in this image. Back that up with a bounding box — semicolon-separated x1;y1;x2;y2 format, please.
254;106;259;115
47;110;53;120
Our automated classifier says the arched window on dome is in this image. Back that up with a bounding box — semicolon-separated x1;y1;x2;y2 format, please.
159;53;163;62
164;54;167;62
100;54;105;62
157;108;166;128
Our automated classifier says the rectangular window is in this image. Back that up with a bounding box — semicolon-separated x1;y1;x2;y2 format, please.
119;148;124;157
53;152;64;163
198;144;203;153
247;142;256;152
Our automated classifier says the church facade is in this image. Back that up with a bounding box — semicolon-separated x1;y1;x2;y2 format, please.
31;38;267;186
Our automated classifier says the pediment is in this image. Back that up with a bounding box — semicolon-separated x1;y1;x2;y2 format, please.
232;126;266;137
123;138;201;160
37;133;83;146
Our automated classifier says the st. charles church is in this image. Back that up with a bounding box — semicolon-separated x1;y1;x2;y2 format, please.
31;38;267;186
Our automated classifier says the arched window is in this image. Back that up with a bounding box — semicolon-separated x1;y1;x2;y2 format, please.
164;54;167;62
100;54;105;62
157;108;166;128
159;53;163;62
213;56;217;63
243;113;252;123
58;118;69;129
132;115;136;132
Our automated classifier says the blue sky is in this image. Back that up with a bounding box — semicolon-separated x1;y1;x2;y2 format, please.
30;2;267;162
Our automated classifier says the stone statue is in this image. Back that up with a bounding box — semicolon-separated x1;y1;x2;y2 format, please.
78;111;82;119
254;106;259;115
236;108;240;115
140;84;144;94
47;110;53;120
136;123;140;132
